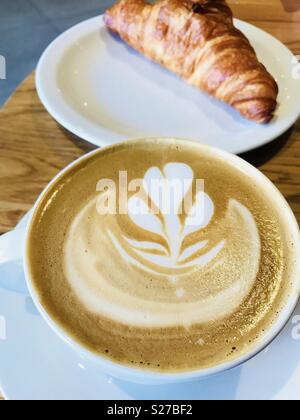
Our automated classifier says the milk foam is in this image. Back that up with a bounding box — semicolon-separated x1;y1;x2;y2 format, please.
64;162;261;328
28;140;292;372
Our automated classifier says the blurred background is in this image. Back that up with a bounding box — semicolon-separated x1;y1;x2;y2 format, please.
0;0;114;106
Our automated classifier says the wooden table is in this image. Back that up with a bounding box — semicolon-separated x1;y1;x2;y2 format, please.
0;0;299;400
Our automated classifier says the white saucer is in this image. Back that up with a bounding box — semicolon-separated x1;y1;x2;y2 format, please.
36;16;300;155
0;213;300;400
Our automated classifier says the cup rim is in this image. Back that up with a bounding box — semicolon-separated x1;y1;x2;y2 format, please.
24;137;300;382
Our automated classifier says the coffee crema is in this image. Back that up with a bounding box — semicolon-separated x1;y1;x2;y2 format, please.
27;139;297;372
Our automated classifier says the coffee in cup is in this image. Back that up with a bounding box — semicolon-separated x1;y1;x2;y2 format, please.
27;139;300;372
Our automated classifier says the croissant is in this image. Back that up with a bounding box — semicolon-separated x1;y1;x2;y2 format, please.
104;0;278;123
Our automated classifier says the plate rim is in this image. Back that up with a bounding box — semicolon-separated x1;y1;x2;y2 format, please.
35;15;300;155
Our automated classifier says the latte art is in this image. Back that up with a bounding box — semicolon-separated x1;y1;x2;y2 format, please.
28;139;296;372
65;163;261;327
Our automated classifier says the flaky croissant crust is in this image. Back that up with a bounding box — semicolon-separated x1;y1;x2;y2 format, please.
105;0;278;123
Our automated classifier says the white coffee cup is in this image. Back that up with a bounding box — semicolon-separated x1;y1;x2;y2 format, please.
0;139;299;385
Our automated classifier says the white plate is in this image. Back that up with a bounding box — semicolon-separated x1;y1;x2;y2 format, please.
36;16;300;155
0;213;300;400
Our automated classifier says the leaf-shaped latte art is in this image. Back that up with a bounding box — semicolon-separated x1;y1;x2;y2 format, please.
143;163;193;214
143;167;164;211
183;192;214;238
122;236;167;255
163;163;194;213
130;248;180;269
180;241;225;268
110;162;223;281
127;195;163;238
179;240;208;263
66;191;261;326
